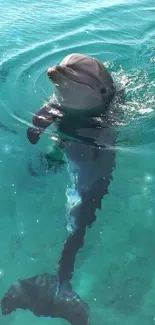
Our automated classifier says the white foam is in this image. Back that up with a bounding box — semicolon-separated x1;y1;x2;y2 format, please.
66;188;81;208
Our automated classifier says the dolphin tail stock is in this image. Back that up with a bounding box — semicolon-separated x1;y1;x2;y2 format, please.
1;273;89;325
57;202;97;285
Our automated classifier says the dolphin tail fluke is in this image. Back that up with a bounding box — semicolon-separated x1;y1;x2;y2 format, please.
1;273;89;325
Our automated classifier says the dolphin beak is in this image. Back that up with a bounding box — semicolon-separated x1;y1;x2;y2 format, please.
47;66;57;81
47;66;66;81
47;65;92;89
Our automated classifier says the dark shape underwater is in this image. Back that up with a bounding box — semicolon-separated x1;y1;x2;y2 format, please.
1;53;122;324
1;117;116;325
1;274;89;325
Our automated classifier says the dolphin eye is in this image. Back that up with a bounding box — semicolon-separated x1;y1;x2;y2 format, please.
100;87;106;94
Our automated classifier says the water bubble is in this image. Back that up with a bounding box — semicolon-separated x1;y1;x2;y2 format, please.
142;186;148;195
147;208;153;216
3;145;11;154
0;269;4;276
144;173;153;183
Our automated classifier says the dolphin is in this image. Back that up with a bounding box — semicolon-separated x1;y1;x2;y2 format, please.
1;53;119;324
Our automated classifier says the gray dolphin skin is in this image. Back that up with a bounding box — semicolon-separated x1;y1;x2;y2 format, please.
1;53;117;324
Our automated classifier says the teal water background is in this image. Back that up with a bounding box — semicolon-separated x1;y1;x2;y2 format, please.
0;0;155;324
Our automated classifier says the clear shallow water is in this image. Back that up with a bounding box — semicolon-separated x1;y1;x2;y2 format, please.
0;0;155;324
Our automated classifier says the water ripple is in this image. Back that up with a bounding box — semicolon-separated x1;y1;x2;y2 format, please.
1;3;155;324
0;0;154;155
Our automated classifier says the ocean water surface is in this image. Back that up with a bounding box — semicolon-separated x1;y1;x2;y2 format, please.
0;0;155;324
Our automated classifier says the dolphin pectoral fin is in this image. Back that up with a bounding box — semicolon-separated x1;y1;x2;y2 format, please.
27;103;58;145
27;126;41;145
45;154;66;172
45;146;66;171
28;145;66;177
1;273;89;325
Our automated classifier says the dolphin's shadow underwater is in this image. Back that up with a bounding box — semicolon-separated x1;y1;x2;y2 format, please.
1;53;124;324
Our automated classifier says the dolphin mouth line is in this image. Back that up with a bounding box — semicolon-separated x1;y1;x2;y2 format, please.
49;68;93;90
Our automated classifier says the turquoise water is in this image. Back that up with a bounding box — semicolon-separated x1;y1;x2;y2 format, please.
0;0;155;324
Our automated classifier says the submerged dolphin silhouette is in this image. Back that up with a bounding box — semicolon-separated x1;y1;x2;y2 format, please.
1;53;118;324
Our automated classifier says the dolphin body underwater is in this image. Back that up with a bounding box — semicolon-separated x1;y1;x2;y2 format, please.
1;53;121;324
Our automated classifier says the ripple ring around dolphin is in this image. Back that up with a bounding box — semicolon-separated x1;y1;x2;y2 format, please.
0;27;155;153
0;31;130;122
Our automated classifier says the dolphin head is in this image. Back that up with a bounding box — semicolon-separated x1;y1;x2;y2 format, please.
47;53;116;116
